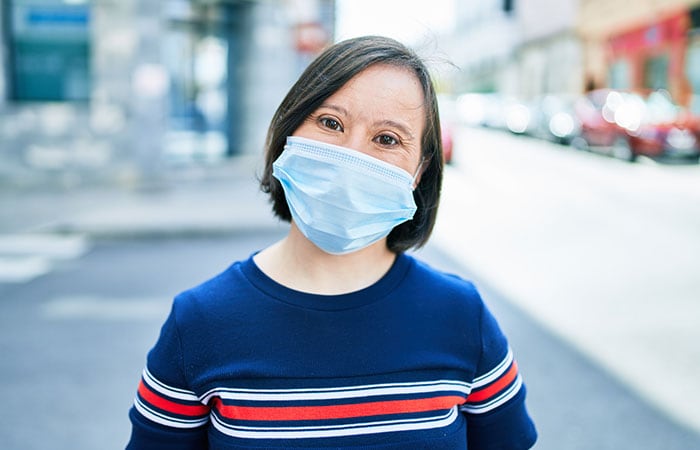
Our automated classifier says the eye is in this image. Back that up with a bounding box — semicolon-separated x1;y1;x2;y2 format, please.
374;134;399;147
319;117;343;132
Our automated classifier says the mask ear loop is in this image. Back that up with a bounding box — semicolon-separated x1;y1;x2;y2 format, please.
411;158;426;190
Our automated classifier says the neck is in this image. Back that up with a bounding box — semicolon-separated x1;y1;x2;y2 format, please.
254;223;397;295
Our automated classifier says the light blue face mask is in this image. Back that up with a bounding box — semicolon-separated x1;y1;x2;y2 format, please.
272;136;419;255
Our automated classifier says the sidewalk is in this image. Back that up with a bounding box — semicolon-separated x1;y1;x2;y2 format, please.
0;154;284;237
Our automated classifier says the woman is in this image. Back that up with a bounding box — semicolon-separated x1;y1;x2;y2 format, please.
127;36;537;449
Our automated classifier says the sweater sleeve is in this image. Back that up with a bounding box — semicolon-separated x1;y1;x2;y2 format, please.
460;302;537;450
126;295;210;449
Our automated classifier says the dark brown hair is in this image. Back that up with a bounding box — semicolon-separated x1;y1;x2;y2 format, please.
260;35;443;253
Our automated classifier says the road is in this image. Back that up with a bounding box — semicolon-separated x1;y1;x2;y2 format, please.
0;232;285;449
434;126;700;435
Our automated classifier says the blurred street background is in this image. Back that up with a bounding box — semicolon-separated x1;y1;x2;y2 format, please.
2;0;700;449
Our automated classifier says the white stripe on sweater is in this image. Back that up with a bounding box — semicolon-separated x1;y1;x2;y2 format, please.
210;406;460;439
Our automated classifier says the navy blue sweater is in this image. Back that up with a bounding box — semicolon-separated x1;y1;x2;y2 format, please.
127;253;537;449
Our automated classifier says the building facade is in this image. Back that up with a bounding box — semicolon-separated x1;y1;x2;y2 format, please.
579;0;700;110
445;0;700;108
444;0;582;99
0;0;334;187
444;0;519;95
516;0;583;98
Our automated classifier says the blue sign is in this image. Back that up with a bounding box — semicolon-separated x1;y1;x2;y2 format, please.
27;10;89;26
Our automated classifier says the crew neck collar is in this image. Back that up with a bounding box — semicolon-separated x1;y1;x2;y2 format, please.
240;252;413;311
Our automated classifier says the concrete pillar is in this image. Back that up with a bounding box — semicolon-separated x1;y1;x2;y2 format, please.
129;0;168;182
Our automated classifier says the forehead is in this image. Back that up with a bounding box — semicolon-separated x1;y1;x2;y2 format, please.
327;64;425;120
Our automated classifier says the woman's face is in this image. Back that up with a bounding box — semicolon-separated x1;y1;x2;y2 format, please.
292;63;426;179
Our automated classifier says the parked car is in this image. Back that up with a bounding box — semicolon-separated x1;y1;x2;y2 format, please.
503;99;532;135
456;92;511;130
437;94;457;164
572;89;700;161
528;95;581;145
441;123;454;164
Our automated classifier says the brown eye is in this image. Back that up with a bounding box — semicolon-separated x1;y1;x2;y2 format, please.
375;134;398;146
320;117;343;131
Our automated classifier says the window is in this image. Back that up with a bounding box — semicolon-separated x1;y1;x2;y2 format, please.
686;40;700;114
643;53;669;91
608;59;631;90
8;0;90;101
503;0;514;14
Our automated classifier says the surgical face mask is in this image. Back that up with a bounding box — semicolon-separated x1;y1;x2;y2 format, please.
272;136;419;255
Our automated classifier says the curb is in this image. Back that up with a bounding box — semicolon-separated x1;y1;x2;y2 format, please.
42;221;288;241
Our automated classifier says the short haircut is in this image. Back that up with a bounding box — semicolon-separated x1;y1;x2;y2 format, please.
260;35;443;253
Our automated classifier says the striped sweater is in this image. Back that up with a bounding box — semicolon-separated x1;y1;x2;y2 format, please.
127;253;537;449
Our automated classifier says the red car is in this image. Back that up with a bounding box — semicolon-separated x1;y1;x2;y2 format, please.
441;124;453;164
572;89;700;162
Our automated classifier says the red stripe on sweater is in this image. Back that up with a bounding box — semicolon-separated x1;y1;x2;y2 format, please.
213;395;465;421
466;361;518;403
138;380;209;417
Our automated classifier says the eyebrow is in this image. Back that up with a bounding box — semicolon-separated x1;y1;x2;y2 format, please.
377;119;415;141
318;103;348;116
317;103;416;140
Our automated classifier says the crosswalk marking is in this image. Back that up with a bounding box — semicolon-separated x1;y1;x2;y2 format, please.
0;256;52;283
0;233;88;258
0;233;90;283
41;296;170;321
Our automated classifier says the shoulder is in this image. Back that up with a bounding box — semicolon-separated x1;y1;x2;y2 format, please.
396;253;487;323
403;253;483;303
